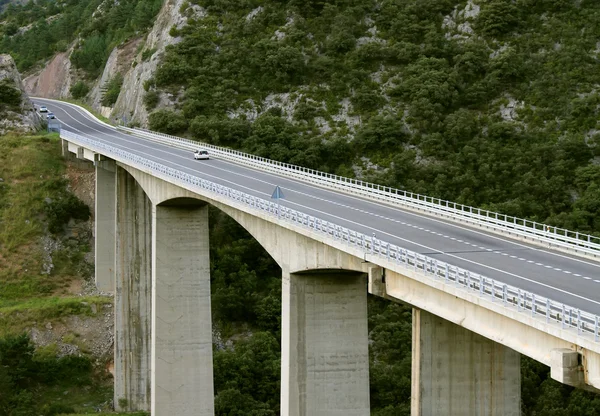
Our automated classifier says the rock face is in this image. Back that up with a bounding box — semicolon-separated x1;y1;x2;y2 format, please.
89;37;143;119
111;0;191;126
0;54;42;134
21;0;190;127
23;51;73;99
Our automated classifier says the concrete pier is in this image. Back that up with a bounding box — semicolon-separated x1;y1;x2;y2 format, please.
281;270;370;416
114;167;152;411
95;158;116;292
151;200;214;416
411;309;521;416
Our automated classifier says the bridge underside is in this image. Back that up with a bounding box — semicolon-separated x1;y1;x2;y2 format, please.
70;140;600;415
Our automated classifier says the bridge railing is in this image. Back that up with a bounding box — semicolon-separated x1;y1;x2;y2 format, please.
63;129;600;343
116;126;600;259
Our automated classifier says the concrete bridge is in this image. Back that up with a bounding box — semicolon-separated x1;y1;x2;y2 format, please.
39;98;600;416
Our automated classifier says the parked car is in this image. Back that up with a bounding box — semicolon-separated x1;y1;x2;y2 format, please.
46;112;56;119
194;150;209;160
39;105;48;113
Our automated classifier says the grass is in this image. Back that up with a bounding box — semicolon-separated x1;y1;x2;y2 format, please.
0;296;112;334
0;132;104;337
0;133;63;250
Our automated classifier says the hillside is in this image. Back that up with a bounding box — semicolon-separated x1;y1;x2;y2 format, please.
2;0;600;415
146;0;600;235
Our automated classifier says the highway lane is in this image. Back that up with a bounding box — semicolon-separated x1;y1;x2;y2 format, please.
36;98;600;315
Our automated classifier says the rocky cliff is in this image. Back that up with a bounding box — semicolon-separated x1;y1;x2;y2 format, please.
23;50;74;99
0;54;42;134
110;0;191;126
21;0;187;126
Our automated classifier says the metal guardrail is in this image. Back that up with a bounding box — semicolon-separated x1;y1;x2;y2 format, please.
116;126;600;259
62;129;600;342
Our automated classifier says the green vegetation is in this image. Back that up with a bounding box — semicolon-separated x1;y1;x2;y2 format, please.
0;0;163;75
70;81;90;99
0;79;21;110
153;0;600;237
101;74;124;107
0;133;114;414
143;90;159;111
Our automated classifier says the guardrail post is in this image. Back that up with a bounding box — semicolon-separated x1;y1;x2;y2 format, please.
467;271;471;289
386;243;390;260
531;294;535;316
596;316;599;342
445;264;449;282
569;308;573;327
491;281;495;302
503;285;507;305
577;310;581;335
562;305;566;329
546;299;550;323
517;290;521;311
480;277;484;296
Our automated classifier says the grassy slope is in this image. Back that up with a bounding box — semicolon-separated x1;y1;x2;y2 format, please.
0;133;130;414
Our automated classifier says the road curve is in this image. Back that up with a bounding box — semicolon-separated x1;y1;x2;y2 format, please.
35;98;600;315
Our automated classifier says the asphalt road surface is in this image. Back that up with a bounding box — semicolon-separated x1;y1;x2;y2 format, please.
35;98;600;316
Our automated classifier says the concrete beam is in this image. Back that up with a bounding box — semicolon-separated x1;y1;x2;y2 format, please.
551;349;585;387
411;309;521;416
281;270;370;416
95;159;116;292
114;167;152;411
151;201;214;416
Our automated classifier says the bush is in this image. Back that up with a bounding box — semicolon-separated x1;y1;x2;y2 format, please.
69;81;89;99
143;90;159;110
101;74;124;107
148;109;189;134
141;47;157;61
45;194;91;234
0;79;22;109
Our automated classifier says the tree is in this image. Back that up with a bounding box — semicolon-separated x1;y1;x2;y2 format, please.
69;81;89;99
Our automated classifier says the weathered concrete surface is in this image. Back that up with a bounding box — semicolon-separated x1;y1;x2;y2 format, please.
282;270;370;416
114;166;152;411
411;308;521;416
95;158;116;292
551;348;585;387
151;201;214;415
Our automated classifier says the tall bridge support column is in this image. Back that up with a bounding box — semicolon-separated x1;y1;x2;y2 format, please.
95;158;116;292
281;270;370;416
411;308;521;416
151;201;214;416
114;167;152;411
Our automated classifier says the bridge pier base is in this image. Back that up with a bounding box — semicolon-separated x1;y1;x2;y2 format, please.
151;201;214;416
411;308;521;416
95;158;116;292
281;270;370;416
114;167;152;411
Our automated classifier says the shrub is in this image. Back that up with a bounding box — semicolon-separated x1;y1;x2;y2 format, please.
45;194;91;234
0;79;22;109
143;90;159;110
148;109;189;134
101;74;124;107
141;47;157;61
69;81;89;99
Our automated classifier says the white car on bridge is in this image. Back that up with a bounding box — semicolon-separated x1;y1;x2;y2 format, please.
194;150;209;160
